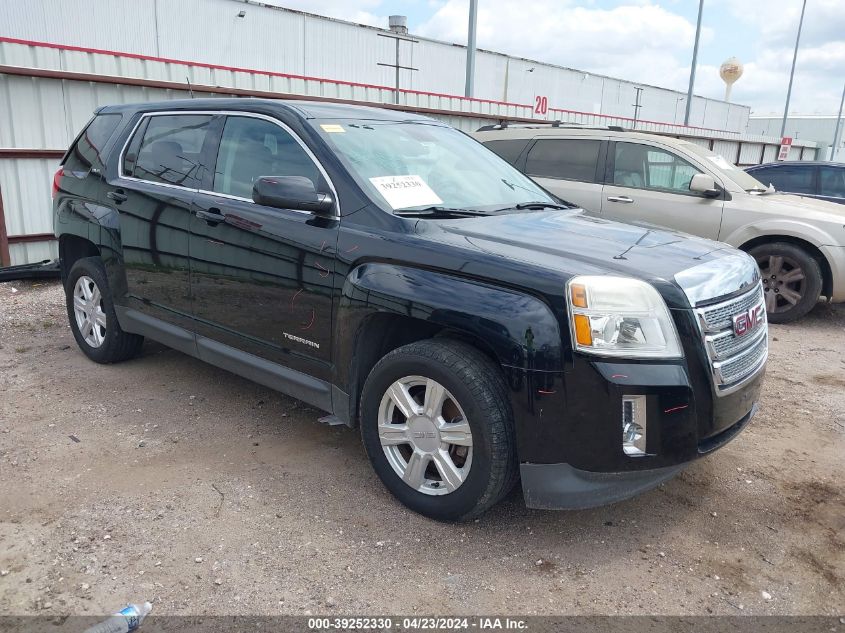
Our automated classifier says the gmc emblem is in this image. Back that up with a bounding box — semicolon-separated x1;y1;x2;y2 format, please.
732;303;765;337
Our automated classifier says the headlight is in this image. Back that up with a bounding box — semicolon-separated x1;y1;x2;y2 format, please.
566;276;683;359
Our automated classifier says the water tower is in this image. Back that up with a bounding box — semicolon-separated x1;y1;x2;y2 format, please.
719;57;744;102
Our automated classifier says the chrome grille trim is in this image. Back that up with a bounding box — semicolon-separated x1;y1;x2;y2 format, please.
707;318;767;361
699;285;765;332
694;282;768;397
714;333;768;385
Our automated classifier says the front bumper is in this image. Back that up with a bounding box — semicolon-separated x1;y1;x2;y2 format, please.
519;404;756;510
821;245;845;302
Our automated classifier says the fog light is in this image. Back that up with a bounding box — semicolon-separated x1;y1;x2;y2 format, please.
622;395;647;456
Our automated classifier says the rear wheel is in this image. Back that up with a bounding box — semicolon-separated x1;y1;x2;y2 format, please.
360;339;518;521
65;257;144;363
749;242;822;323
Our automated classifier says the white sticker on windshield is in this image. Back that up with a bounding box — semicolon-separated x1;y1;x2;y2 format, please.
369;175;443;210
707;155;734;170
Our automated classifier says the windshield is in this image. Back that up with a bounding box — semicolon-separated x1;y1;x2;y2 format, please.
682;142;768;191
312;119;556;212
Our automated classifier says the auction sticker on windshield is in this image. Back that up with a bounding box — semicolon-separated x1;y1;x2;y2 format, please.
369;175;443;209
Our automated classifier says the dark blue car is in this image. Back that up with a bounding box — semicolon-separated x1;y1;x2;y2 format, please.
745;161;845;205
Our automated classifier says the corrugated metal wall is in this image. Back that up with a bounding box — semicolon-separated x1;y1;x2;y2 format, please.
2;36;791;141
738;143;764;165
1;159;59;264
0;4;820;266
748;116;841;144
0;67;207;265
748;115;845;160
762;145;779;163
712;140;739;163
1;0;750;131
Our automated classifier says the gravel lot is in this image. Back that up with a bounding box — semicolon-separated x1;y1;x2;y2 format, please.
0;280;842;617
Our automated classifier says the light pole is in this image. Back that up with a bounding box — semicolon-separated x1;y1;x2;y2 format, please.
464;0;478;98
632;87;644;129
831;82;845;160
780;0;807;138
683;0;704;126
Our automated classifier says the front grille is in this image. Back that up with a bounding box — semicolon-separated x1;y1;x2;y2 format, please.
715;333;768;384
695;284;768;396
700;286;764;331
708;322;767;360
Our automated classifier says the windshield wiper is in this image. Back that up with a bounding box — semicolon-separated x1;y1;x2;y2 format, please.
490;201;572;212
512;201;571;210
394;206;492;218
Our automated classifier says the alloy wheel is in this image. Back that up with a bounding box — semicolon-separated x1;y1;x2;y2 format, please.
378;375;473;496
757;254;806;314
73;275;107;348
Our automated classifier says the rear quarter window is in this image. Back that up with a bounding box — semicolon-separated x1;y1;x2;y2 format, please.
63;113;122;173
819;167;845;198
525;139;601;182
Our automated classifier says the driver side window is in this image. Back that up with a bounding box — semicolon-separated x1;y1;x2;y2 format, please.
613;143;702;194
213;116;320;199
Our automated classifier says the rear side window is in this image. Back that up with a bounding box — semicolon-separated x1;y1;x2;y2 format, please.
819;167;845;198
483;139;530;166
124;114;213;188
525;139;601;182
212;116;320;199
761;166;816;195
63;114;121;173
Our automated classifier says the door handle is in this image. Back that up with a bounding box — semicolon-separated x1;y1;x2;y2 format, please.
196;208;225;226
106;190;128;203
606;195;634;204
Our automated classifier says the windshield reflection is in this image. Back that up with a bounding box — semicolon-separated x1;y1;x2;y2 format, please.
314;120;555;213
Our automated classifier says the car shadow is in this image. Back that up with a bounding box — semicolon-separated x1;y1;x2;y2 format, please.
125;337;719;543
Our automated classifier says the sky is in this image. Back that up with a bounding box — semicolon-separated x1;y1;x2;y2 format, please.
268;0;844;115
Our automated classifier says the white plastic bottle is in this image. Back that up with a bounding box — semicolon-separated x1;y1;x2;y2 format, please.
83;602;153;633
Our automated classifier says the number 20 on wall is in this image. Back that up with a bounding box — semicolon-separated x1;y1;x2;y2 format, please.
534;95;548;116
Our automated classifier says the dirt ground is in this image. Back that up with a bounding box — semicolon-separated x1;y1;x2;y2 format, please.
0;280;842;617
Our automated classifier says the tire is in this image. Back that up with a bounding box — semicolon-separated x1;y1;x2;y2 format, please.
360;339;518;521
64;256;144;363
748;242;822;324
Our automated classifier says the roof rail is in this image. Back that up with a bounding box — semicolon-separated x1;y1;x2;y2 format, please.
476;120;628;133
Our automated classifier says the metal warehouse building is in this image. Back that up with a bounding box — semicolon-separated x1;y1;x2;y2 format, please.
0;0;820;266
747;115;844;160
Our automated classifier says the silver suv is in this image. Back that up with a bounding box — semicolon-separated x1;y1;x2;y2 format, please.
474;125;845;322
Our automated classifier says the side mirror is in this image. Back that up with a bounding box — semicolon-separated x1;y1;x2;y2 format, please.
252;176;334;214
689;173;721;198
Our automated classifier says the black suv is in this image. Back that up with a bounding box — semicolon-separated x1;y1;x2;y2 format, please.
746;161;845;204
54;99;767;520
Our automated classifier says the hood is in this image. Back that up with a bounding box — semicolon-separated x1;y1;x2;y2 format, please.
415;209;755;308
751;191;845;223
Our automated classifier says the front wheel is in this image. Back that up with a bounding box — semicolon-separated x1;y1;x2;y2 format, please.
749;242;822;324
360;339;518;521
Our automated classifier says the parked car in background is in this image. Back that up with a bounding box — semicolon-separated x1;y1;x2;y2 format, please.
745;161;845;205
474;124;845;323
54;99;766;520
